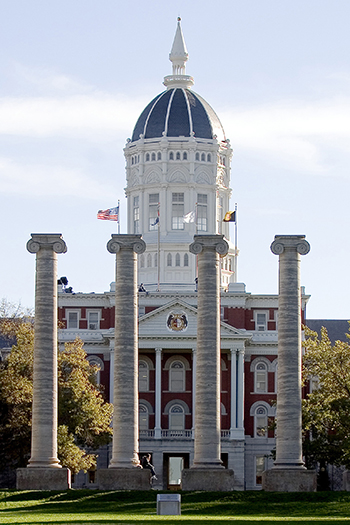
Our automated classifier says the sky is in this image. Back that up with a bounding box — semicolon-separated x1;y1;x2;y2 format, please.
1;0;350;320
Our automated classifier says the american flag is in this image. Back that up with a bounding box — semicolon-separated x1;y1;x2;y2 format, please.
97;206;119;221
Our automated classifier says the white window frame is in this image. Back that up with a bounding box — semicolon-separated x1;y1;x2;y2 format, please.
172;192;184;230
87;310;100;331
149;193;159;231
255;362;268;393
139;403;149;430
169;360;185;392
169;404;185;430
67;309;80;330
255;406;268;438
133;196;139;234
255;455;266;486
254;310;268;331
139;360;149;392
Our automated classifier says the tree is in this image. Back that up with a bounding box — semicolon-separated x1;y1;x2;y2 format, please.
302;324;350;471
0;318;113;476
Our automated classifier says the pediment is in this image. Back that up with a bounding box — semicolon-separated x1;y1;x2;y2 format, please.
139;299;251;342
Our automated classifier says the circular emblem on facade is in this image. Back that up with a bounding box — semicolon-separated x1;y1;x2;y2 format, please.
166;312;188;332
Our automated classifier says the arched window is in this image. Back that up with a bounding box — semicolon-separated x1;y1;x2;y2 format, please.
131;157;134;165
222;156;226;166
139;360;149;391
140;254;145;268
169;404;185;430
207;153;211;162
176;151;181;160
169;152;174;160
147;253;152;267
170;361;185;392
195;152;200;161
151;152;156;161
255;406;268;437
167;253;172;266
87;356;104;385
157;151;161;160
154;253;157;267
255;362;268;393
175;253;180;266
145;153;150;161
201;153;205;161
183;151;187;160
184;253;189;267
229;258;232;271
139;404;149;430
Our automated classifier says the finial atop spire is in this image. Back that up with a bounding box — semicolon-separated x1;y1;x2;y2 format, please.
164;18;194;89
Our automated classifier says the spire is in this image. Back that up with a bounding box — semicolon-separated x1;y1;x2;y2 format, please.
163;18;194;90
169;17;188;75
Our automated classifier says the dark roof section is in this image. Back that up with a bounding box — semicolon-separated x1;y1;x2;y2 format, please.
131;88;225;142
305;319;350;344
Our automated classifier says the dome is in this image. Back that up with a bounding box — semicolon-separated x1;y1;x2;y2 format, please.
131;88;226;143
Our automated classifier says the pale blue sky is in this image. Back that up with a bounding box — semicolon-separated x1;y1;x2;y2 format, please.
1;0;350;319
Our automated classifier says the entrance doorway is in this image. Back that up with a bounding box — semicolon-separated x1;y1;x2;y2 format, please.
163;453;190;490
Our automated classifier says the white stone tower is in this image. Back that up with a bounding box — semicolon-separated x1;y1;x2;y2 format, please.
124;18;236;292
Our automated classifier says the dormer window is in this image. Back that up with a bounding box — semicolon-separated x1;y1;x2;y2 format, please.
254;311;268;331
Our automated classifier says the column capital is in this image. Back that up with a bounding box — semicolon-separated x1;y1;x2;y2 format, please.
107;234;146;255
270;235;310;256
189;234;229;256
155;347;162;354
27;234;67;254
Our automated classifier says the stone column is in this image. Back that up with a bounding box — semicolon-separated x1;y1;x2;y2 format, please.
263;235;316;492
182;234;234;491
17;234;70;490
154;347;162;439
229;346;245;440
98;234;150;490
191;348;196;439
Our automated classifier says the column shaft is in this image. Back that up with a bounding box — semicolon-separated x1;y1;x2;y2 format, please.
154;348;162;439
26;234;67;468
107;235;146;468
190;235;228;468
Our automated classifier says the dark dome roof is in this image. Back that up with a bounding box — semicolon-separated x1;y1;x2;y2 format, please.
131;88;226;143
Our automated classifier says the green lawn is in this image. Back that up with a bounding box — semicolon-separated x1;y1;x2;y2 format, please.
1;490;350;524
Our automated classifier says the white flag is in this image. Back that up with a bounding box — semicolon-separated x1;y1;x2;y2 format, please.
183;210;196;223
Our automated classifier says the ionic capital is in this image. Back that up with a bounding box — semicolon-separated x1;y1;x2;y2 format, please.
270;235;310;256
189;234;229;256
107;234;146;255
26;234;67;254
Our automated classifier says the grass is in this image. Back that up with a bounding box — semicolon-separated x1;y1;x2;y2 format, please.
0;490;350;524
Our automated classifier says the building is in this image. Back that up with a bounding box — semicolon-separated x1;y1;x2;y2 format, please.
58;20;310;490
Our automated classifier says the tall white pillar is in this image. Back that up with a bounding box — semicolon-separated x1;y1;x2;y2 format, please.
154;347;162;439
191;347;197;439
182;234;234;491
229;347;245;440
98;234;150;490
17;234;70;490
263;235;316;492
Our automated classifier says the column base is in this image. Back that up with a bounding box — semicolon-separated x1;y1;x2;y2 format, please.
97;468;151;490
262;468;317;492
182;468;234;491
16;468;71;490
343;471;350;490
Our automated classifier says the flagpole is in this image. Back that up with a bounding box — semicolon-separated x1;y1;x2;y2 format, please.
234;202;238;283
118;199;120;234
157;203;160;292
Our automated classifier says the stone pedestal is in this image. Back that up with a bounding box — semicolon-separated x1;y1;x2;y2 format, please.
17;234;70;490
263;235;316;492
263;469;317;492
17;467;71;491
97;468;151;490
182;468;234;491
343;471;350;491
104;235;147;489
182;235;232;491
